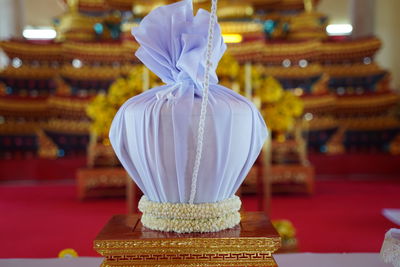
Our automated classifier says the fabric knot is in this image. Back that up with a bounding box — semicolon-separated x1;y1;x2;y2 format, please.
175;72;193;84
131;0;226;91
156;81;190;103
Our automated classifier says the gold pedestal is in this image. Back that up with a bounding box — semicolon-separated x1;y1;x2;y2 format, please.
94;212;281;266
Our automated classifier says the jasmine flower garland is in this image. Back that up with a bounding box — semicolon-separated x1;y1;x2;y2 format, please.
139;196;241;233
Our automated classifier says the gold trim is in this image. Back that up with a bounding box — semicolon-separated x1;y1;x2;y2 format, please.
226;37;381;63
220;21;263;34
106;0;135;10
62;32;98;42
45;119;90;134
338;116;400;131
95;237;280;251
302;94;336;110
100;254;277;266
323;63;384;77
0;98;48;112
47;96;90;112
0;41;62;59
262;64;323;78
227;40;320;62
101;258;277;267
336;93;399;109
217;4;254;18
0;121;42;134
60;65;122;80
63;42;126;57
0;66;58;79
307;116;337;131
320;37;381;55
263;40;320;56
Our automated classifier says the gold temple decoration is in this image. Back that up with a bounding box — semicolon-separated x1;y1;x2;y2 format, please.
132;1;167;17
303;0;314;13
68;0;79;13
37;129;58;159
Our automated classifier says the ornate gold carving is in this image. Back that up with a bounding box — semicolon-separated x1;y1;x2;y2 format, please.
94;214;280;266
106;252;272;261
101;258;277;267
100;252;277;266
95;237;280;250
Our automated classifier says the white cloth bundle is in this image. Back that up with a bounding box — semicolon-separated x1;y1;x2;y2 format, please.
109;0;267;204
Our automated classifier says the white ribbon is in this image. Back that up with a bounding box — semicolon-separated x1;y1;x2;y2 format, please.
189;0;219;204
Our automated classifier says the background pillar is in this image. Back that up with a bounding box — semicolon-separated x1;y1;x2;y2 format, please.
0;0;25;68
350;0;375;38
374;0;400;90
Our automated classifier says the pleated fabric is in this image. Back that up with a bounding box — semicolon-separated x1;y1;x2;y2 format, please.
109;0;267;204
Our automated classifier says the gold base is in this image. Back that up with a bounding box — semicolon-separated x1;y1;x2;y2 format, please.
100;259;277;267
94;212;281;266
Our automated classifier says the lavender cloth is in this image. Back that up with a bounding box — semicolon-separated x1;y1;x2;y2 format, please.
109;0;267;203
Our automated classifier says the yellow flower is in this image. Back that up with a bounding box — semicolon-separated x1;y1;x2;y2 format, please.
279;91;304;117
86;67;150;138
58;248;78;258
272;220;296;239
259;77;304;133
217;53;240;78
260;76;284;103
108;78;134;106
86;93;108;119
263;106;294;132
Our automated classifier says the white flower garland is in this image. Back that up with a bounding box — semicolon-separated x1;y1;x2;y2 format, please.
139;196;241;233
381;228;400;267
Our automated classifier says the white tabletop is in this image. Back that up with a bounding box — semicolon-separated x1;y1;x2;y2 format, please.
0;253;392;267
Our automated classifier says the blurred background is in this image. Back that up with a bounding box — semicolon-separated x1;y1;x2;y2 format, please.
0;0;399;259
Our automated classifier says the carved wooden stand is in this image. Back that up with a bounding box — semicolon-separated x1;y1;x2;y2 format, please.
94;212;281;266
